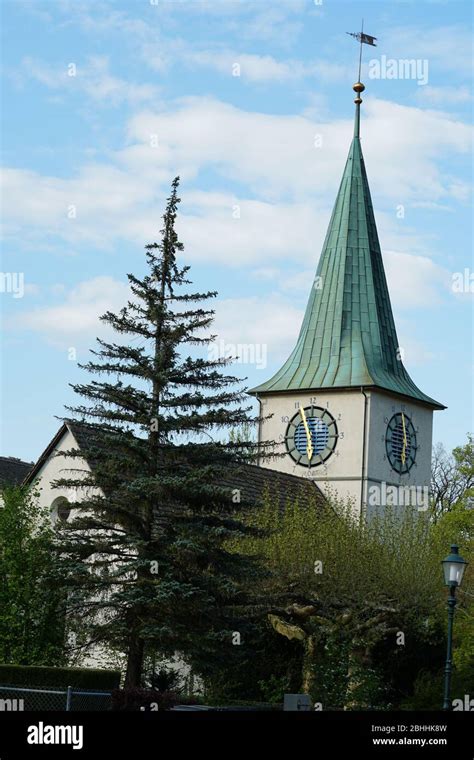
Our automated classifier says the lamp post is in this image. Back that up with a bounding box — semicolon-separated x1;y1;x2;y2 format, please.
441;544;468;710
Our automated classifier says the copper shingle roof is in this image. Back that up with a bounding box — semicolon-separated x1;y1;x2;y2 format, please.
250;94;445;410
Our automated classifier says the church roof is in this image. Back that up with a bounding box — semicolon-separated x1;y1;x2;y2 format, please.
250;84;445;410
0;456;33;487
24;421;326;510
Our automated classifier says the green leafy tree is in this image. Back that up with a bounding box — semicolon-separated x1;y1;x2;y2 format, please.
0;486;66;665
231;491;472;709
431;435;474;522
431;499;473;700
55;177;261;686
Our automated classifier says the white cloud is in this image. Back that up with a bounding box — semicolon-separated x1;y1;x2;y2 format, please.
1;97;471;275
383;24;473;75
52;0;308;48
179;195;324;266
233;3;307;47
189;51;299;82
18;55;160;106
0;167;327;265
416;86;472;106
122;96;472;203
38;0;335;85
250;267;315;293
383;251;452;309
11;277;304;366
213;269;448;374
162;49;347;83
0;164;163;248
15;276;130;342
213;295;302;365
394;332;439;367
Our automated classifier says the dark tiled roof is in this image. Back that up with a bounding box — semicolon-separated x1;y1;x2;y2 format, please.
22;423;69;486
25;421;326;510
67;420;101;451
221;462;325;511
0;456;34;487
68;421;324;507
23;420;120;489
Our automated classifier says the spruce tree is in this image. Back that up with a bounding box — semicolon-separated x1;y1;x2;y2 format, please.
55;178;262;686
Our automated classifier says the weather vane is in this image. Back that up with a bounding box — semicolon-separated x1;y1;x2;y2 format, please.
347;20;377;83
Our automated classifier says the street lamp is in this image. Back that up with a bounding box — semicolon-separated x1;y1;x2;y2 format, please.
441;544;468;710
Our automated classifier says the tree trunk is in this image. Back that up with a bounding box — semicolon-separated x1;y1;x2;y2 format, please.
302;634;316;695
345;643;371;710
124;632;144;687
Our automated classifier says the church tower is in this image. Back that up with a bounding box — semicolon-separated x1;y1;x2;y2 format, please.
250;80;445;516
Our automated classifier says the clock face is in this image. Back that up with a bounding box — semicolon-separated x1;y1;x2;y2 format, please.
385;412;417;474
285;405;338;467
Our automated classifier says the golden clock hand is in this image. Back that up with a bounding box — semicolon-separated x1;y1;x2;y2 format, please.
299;405;313;461
401;412;407;465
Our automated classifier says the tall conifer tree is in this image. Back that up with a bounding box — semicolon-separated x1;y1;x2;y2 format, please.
56;178;261;686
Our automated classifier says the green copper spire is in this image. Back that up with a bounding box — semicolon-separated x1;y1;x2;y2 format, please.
250;82;444;409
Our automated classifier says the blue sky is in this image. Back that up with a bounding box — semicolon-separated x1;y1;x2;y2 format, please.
1;0;472;462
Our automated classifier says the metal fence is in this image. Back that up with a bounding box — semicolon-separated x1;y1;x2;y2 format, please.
0;684;112;711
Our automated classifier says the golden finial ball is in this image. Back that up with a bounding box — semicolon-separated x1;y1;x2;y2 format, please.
353;82;365;94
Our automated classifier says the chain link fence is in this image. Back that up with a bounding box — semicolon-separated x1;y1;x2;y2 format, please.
0;684;112;711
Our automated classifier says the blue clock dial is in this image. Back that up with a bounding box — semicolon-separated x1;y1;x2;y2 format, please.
385;412;417;474
294;416;329;455
285;406;338;467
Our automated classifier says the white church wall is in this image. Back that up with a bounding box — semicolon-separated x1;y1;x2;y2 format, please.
257;388;436;517
28;426;198;688
365;391;433;505
258;389;367;508
29;427;119;669
31;427;101;521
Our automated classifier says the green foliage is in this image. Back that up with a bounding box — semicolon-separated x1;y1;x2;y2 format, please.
431;434;474;521
257;674;291;704
431;499;473;687
431;500;473;554
228;488;473;709
0;486;67;666
0;663;120;689
309;633;349;709
236;492;441;619
401;670;443;710
453;434;474;484
148;666;183;693
200;614;301;703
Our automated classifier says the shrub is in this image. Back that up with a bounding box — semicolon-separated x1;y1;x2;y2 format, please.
0;663;121;690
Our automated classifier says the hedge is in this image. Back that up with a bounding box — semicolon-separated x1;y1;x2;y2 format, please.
0;664;121;690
